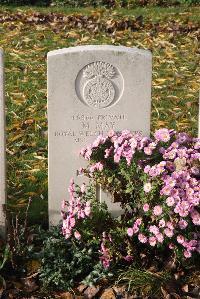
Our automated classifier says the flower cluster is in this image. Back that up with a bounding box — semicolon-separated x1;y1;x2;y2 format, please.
80;135;107;161
61;179;91;240
99;232;112;269
80;128;200;260
127;131;199;258
80;129;146;166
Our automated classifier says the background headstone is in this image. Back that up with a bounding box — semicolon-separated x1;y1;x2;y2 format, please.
199;91;200;138
48;45;152;225
0;49;6;236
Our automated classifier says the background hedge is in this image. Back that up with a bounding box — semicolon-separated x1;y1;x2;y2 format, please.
1;0;199;7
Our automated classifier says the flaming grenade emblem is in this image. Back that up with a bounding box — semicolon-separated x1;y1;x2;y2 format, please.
83;61;116;109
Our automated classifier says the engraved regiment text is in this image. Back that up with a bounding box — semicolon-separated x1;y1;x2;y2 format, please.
54;114;127;143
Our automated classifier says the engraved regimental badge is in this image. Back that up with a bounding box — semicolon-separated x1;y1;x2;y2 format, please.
75;61;124;109
83;61;115;109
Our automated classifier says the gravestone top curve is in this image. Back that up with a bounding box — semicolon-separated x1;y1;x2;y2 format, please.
47;45;152;58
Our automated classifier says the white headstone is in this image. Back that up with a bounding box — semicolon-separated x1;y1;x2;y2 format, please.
0;49;6;236
48;45;152;225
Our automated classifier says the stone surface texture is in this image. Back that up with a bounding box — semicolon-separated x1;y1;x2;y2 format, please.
0;49;6;236
48;45;152;225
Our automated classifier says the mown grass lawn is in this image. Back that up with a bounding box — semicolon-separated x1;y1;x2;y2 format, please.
0;4;199;224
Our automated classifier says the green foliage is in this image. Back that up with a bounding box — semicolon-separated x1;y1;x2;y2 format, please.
116;267;171;297
0;244;10;289
0;245;10;272
40;197;113;291
82;262;113;286
40;226;99;291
